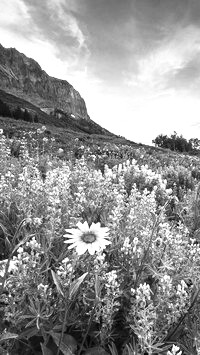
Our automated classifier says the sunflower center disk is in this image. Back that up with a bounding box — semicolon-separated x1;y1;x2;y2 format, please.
82;232;96;243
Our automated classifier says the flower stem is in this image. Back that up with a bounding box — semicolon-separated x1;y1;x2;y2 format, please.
78;304;97;355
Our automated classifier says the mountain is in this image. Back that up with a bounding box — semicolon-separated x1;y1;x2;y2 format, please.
0;43;89;120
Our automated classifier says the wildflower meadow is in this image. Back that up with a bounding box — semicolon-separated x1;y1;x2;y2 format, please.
1;126;200;355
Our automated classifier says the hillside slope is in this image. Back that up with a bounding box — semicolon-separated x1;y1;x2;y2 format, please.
0;89;114;136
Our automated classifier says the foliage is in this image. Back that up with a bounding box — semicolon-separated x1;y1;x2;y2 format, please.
152;132;200;154
0;99;38;123
1;127;200;355
0;99;12;118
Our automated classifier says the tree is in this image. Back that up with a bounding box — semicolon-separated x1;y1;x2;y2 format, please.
153;132;193;153
33;114;39;123
152;134;171;149
23;109;32;122
0;99;12;118
189;138;200;151
13;106;23;120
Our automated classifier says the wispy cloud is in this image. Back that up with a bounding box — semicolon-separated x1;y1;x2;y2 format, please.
19;0;90;67
0;0;90;71
123;24;200;98
0;0;37;40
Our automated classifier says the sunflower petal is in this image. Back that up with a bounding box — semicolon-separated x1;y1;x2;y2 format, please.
101;227;110;233
76;243;88;255
64;229;82;236
87;243;96;255
77;221;89;232
64;239;78;244
64;234;81;240
90;222;100;232
102;239;112;246
96;231;110;238
67;243;78;249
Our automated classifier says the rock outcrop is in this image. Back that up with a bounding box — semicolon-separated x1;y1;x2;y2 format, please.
0;43;90;120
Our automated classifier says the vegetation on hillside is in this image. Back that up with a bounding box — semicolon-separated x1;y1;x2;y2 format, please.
1;122;200;355
153;131;200;154
0;91;113;136
0;99;38;123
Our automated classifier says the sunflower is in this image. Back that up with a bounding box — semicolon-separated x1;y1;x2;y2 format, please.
63;221;111;255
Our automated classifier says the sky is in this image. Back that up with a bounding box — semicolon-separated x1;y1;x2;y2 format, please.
1;0;200;144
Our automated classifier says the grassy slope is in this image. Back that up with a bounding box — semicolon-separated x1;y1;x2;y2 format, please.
0;89;114;136
0;89;181;157
0;115;136;148
0;114;185;160
1;88;198;160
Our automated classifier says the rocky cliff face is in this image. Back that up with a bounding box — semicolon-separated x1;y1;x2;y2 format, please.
0;43;90;120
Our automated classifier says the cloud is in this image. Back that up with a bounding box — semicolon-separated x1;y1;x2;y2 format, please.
170;57;200;90
63;0;200;87
0;0;29;25
163;25;200;93
23;0;89;62
123;23;200;99
3;0;200;88
0;0;90;70
0;0;37;40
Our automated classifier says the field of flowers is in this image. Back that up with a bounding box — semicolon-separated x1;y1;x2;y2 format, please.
1;125;200;355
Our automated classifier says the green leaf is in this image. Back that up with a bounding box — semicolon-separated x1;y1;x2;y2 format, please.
108;342;118;355
84;347;109;355
94;273;102;300
0;332;18;342
49;331;77;355
51;269;64;297
20;326;39;339
69;272;88;299
40;342;54;355
0;345;7;354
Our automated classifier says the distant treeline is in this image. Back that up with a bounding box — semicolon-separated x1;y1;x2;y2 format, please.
0;99;39;123
153;132;200;154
